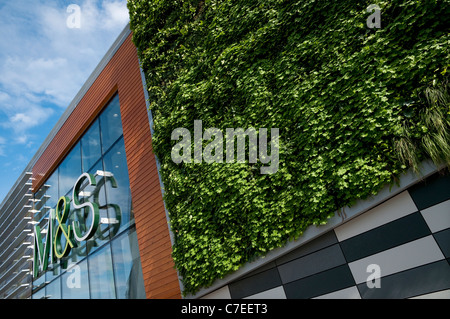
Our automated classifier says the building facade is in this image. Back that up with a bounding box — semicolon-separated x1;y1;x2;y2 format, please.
0;25;449;299
199;169;450;299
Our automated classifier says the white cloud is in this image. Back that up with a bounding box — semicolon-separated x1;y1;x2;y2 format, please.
0;136;6;156
0;0;129;153
2;0;130;108
1;56;75;106
10;107;54;131
102;0;130;30
0;91;55;137
0;92;10;103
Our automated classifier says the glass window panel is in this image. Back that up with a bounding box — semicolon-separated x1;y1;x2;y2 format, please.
111;228;146;299
32;287;45;299
45;277;61;299
81;119;102;172
32;270;45;292
103;138;133;233
62;260;90;299
59;142;82;196
45;252;61;284
88;244;116;299
100;95;123;153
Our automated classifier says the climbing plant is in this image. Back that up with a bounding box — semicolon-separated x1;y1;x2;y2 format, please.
127;0;450;295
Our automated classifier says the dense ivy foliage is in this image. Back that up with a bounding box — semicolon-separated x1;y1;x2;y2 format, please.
127;0;450;295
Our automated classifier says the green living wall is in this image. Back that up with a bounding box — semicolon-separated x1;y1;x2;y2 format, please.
127;0;450;295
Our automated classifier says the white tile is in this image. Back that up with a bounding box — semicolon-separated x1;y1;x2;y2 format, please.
420;199;450;233
410;289;450;299
243;286;286;299
348;236;445;284
201;285;231;299
335;191;418;242
313;286;361;299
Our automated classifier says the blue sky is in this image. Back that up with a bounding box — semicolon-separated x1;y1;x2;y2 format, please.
0;0;129;203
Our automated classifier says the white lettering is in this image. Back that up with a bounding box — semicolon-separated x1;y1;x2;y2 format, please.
366;263;381;288
181;303;215;317
66;265;81;289
171;121;280;174
366;4;381;29
66;4;81;29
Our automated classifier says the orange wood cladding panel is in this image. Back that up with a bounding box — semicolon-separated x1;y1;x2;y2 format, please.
31;33;181;299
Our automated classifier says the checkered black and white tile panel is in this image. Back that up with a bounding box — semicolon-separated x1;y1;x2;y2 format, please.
201;171;450;299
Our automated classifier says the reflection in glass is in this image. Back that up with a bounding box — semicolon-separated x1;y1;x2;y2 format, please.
103;138;133;233
45;253;61;285
111;228;146;299
32;287;45;299
45;277;61;299
88;244;116;299
81;119;102;172
32;270;45;292
62;261;90;299
59;142;82;196
100;94;123;153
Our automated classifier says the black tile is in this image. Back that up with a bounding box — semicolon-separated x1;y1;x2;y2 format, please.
358;260;450;299
434;229;450;258
277;244;346;284
239;262;277;280
408;171;450;210
275;231;338;266
229;267;282;299
283;265;355;299
339;212;431;263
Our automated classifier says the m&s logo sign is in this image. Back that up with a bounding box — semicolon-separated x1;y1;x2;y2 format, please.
33;171;120;278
